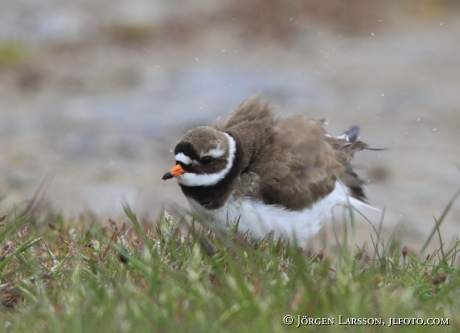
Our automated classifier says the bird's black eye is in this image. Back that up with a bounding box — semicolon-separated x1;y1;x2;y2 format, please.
201;156;213;165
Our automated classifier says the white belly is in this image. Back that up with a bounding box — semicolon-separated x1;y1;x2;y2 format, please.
186;181;360;248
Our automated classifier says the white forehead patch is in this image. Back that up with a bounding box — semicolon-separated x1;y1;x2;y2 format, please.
177;132;236;187
175;153;192;165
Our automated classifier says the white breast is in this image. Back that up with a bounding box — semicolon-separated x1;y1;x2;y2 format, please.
186;181;365;248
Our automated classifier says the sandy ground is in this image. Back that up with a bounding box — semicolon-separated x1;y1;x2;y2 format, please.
1;1;459;253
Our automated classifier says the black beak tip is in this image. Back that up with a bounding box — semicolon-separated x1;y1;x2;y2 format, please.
162;171;173;180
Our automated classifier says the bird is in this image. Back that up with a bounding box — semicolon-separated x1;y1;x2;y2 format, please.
162;95;375;247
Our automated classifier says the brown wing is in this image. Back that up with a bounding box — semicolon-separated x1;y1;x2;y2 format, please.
215;95;368;210
250;115;341;210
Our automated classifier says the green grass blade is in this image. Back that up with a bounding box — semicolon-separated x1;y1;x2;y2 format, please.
0;237;42;271
418;188;460;257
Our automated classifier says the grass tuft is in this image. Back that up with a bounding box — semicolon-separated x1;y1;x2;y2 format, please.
0;189;459;332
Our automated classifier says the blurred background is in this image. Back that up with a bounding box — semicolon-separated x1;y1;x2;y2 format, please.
1;0;459;251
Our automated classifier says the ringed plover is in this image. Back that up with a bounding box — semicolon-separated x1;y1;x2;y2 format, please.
162;95;375;247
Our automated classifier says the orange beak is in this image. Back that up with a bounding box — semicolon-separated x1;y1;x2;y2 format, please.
162;164;185;180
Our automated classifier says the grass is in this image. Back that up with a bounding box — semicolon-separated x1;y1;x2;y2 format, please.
0;190;459;333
